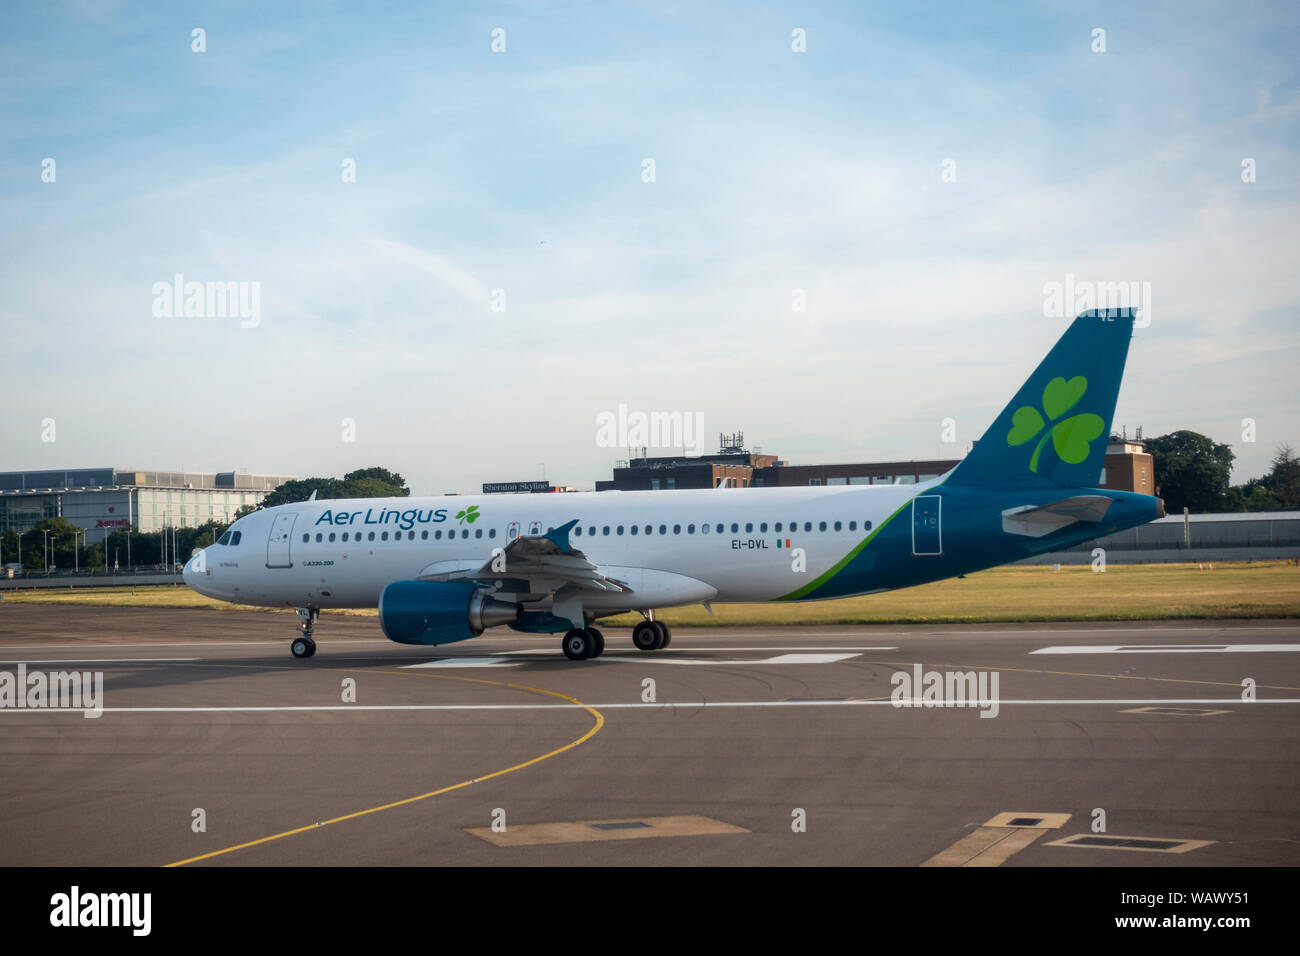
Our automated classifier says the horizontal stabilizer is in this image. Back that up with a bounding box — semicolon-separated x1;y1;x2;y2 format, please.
1001;495;1112;538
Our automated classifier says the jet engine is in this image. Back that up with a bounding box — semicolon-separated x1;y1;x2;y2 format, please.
378;580;520;645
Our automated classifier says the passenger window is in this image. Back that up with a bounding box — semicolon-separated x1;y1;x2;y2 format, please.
588;526;595;536
804;522;812;532
702;523;710;535
435;530;442;539
774;523;782;533
421;530;428;540
489;529;496;539
834;521;841;531
760;522;767;532
631;525;638;535
328;532;336;542
575;526;582;536
645;525;652;535
730;523;738;533
316;533;323;543
673;524;681;534
381;531;389;541
745;522;752;533
603;526;610;536
617;526;624;535
819;521;827;532
368;531;375;541
475;529;482;538
849;521;857;531
658;524;666;535
687;524;695;533
462;529;469;538
863;521;872;531
716;523;724;534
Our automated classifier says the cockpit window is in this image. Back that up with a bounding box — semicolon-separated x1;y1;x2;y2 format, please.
217;532;232;545
231;531;242;546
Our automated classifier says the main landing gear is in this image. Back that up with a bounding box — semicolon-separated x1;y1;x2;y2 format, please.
632;616;671;651
291;607;318;658
561;626;605;661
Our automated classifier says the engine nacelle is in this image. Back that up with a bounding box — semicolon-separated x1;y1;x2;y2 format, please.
378;580;521;646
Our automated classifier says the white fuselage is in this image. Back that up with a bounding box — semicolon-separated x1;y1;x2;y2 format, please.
185;481;936;611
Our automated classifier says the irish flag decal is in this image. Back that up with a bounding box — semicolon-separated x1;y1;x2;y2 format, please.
776;538;791;548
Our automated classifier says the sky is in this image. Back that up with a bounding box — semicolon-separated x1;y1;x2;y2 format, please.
2;1;1297;494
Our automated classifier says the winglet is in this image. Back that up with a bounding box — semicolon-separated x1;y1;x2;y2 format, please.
543;519;580;554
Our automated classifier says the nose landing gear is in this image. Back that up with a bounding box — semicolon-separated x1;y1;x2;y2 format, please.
292;607;318;658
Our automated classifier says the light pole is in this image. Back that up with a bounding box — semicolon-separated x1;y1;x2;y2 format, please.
42;529;50;576
73;530;84;573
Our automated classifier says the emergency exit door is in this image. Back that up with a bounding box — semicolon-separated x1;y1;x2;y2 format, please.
911;496;942;555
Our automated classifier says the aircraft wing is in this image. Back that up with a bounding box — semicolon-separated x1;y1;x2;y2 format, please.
418;519;632;594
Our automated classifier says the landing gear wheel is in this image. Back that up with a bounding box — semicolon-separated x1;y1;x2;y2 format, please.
562;628;595;660
587;627;605;658
291;636;316;659
656;623;672;649
632;620;661;651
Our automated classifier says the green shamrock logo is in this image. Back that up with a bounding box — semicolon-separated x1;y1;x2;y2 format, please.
455;505;481;525
1006;375;1105;473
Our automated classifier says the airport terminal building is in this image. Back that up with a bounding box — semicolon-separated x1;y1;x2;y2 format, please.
594;433;1157;495
0;468;295;543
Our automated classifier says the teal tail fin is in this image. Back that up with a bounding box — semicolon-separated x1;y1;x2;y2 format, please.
947;308;1136;489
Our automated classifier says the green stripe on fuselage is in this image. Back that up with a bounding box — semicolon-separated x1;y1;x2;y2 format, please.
774;498;912;602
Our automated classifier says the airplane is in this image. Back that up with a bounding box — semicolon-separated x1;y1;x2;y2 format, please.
184;307;1163;660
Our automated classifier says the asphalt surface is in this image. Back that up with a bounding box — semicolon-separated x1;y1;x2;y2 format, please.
0;605;1297;866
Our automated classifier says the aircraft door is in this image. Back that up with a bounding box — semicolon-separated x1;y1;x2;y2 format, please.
267;512;297;568
911;496;942;556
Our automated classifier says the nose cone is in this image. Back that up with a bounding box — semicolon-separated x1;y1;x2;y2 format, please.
183;548;207;589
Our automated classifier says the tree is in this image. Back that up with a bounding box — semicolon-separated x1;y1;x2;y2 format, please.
1264;444;1300;509
1225;478;1280;512
344;467;409;495
260;478;350;509
1146;430;1234;513
0;528;19;567
259;468;409;508
1223;444;1297;512
20;517;83;571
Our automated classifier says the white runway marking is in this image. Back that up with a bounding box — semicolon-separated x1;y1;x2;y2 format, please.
504;646;895;655
1031;644;1300;655
594;652;863;666
404;657;522;668
403;652;864;669
0;658;200;664
6;697;1295;715
0;640;392;651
